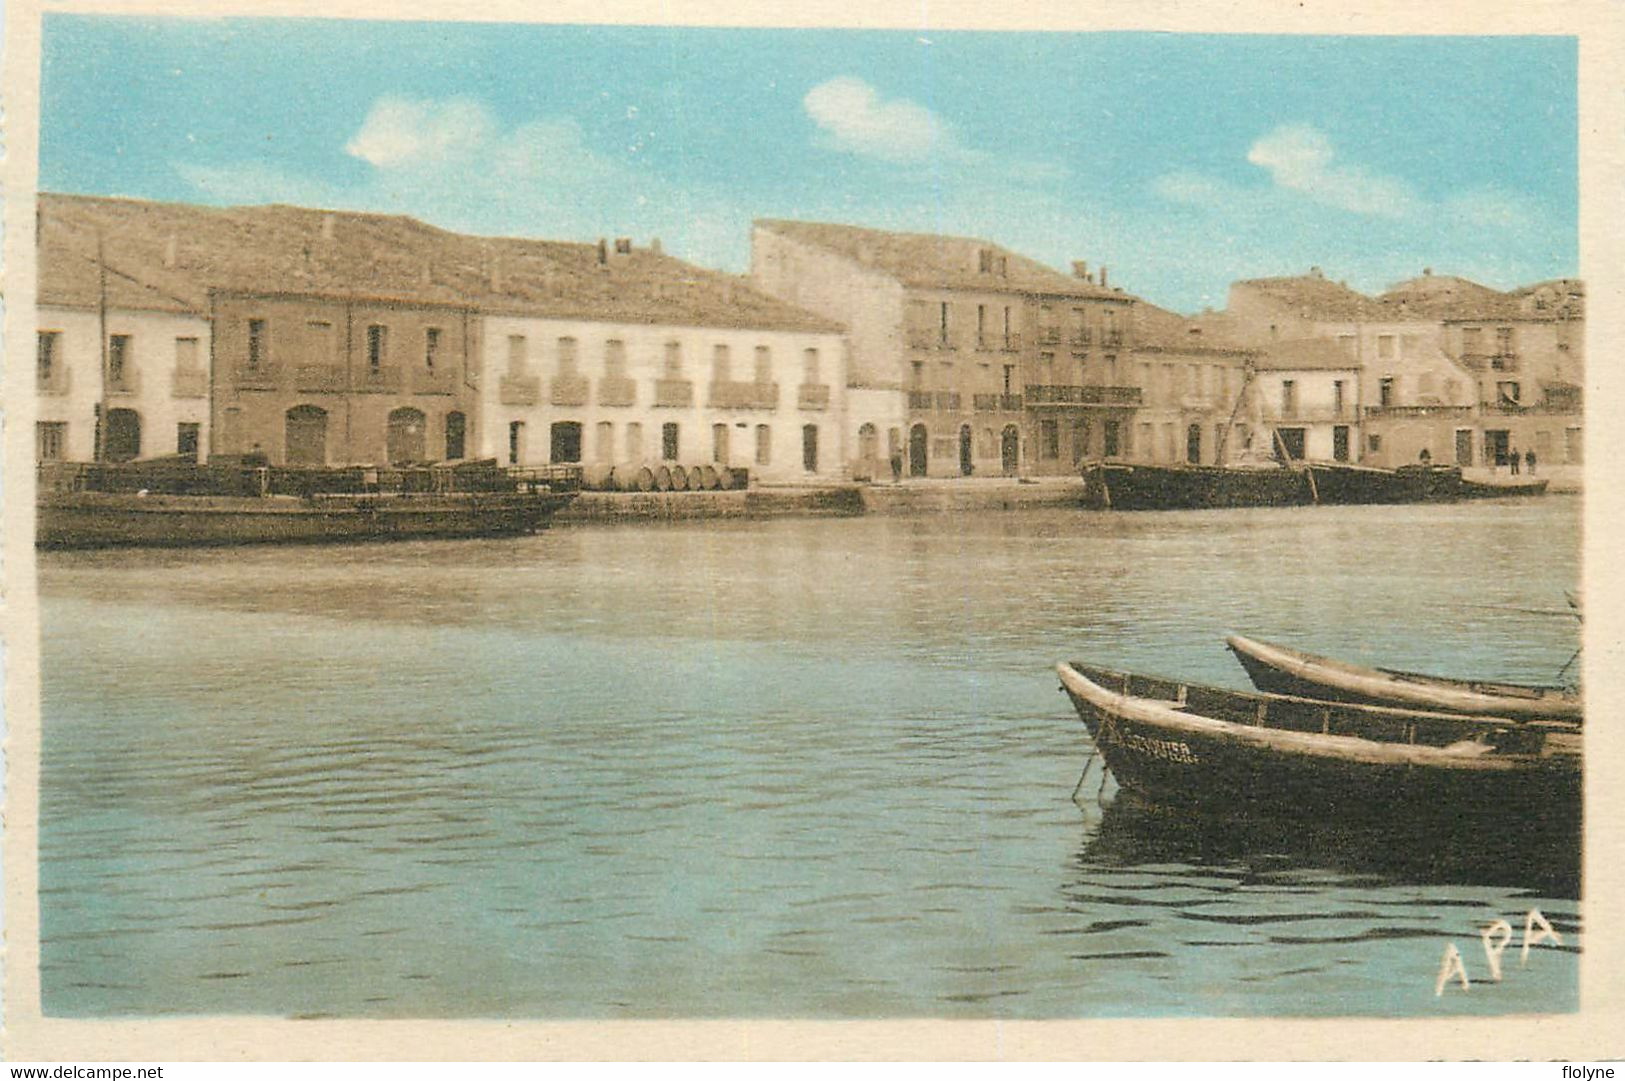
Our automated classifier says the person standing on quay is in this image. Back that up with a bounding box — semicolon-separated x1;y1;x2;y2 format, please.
1526;448;1537;475
1509;445;1521;475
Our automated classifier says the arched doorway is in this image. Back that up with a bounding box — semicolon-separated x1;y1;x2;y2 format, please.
1000;425;1020;476
550;420;583;463
959;425;973;475
285;405;328;466
104;408;141;462
908;424;929;477
445;411;467;461
857;423;879;466
386;407;427;464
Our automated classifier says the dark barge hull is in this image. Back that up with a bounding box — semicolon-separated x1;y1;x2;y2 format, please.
1306;463;1463;504
37;491;576;549
1225;633;1582;721
1056;662;1580;848
1081;462;1308;510
1459;477;1550;499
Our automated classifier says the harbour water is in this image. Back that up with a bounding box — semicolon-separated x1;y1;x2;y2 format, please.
38;497;1582;1019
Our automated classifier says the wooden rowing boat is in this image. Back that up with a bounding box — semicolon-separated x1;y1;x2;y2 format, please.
1056;661;1580;842
1224;634;1581;721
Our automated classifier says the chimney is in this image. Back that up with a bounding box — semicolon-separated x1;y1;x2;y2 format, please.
1071;260;1089;280
1099;266;1108;289
1423;267;1433;276
1309;265;1323;278
163;234;178;268
614;237;632;255
320;214;335;241
650;237;663;255
597;238;609;265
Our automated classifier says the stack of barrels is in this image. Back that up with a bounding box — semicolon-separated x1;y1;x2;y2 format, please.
579;463;748;492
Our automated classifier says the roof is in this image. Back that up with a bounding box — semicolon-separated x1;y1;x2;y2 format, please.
1129;298;1253;354
1229;271;1376;320
1373;272;1522;320
1254;337;1361;372
755;219;1122;300
37;193;843;334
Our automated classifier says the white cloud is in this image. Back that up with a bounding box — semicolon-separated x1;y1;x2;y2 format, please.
803;76;949;164
344;97;496;168
1245;124;1420;218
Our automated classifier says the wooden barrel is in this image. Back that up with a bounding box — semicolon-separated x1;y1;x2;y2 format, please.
715;465;738;490
685;465;706;490
582;463;614;491
669;463;690;491
611;462;655;492
698;464;721;490
652;464;674;491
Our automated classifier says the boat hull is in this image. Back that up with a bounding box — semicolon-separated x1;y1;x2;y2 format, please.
1226;633;1582;721
1459;476;1550;499
1306;463;1462;504
37;491;576;549
1081;462;1308;510
1057;663;1580;846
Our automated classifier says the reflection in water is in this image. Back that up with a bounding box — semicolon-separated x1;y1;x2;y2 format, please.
38;499;1582;1018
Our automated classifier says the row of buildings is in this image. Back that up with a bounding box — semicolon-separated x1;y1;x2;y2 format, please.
33;193;1585;483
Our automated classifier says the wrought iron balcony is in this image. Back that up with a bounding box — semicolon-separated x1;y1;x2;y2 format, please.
499;374;541;406
292;364;344;394
654;378;694;408
907;390;934;411
550;373;590;407
597;376;637;407
708;380;779;409
797;383;831;410
1023;384;1142;406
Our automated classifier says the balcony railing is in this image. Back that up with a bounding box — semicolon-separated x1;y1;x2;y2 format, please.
1037;327;1062;346
907;390;934;411
1362;405;1474;418
1102;330;1125;347
597;376;636;407
999;393;1024;411
37;366;72;397
499;374;540;406
233;364;280;391
797;383;831;410
550;373;590;407
171;368;208;399
654;378;694;408
292;364;344;394
934;391;962;412
1459;351;1520;371
709;380;780;410
1024;384;1143;406
1068;330;1093;347
356;366;403;394
413;368;457;396
1260;405;1353;423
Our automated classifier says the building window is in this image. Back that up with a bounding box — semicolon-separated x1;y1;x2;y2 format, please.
939;301;951;346
1002;365;1014;395
1377;377;1395;408
713;423;730;464
1281;379;1296;417
36;421;66;462
803;348;820;383
366;325;387;371
1377;335;1395;359
1333;380;1345;415
247;319;266;368
754;345;772;384
1368;433;1382;453
1040;419;1060;460
108;334;131;384
713;344;732;382
605;339;627;378
508;420;525;465
664;341;682;377
1003;307;1013;347
1565;426;1582;464
802;424;819;473
756;424;772;466
913;361;926;388
1103;420;1121;458
625;422;643;461
978;248;993;272
508;334;528;374
662;422;680;461
177;421;201;458
175;336;200;371
1462;327;1483;355
308;321;336;362
1496;326;1515;356
424;327;441;370
557;337;578;375
596;421;614;464
37;331;60;385
1039;351;1055;382
1497;381;1521;405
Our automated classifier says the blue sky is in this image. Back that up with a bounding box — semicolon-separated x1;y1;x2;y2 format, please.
40;17;1577;312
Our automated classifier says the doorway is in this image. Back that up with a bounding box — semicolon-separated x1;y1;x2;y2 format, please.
1274;427;1306;461
103;408;142;462
909;424;928;477
285;405;328;466
1186;423;1202;465
387;407;427;464
959;425;973;475
1454;428;1474;467
1484;429;1510;467
1000;425;1020;476
445;411;467;461
550;420;583;463
1332;425;1350;462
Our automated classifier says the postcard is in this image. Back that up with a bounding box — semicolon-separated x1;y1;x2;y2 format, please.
4;0;1622;1062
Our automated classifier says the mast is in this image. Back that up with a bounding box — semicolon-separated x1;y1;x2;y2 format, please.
1214;361;1255;465
94;231;109;462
